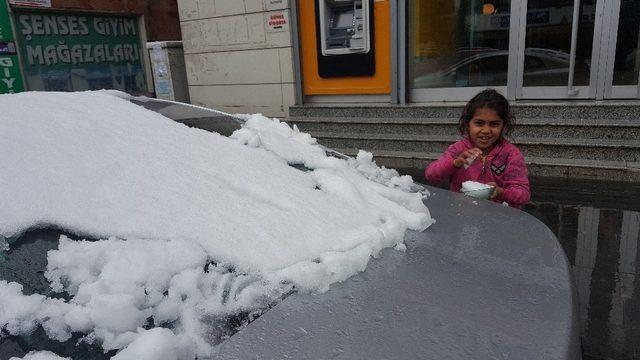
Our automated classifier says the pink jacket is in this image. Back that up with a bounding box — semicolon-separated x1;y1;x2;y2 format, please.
425;137;530;208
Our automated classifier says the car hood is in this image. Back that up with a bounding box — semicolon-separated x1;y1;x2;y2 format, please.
212;185;580;360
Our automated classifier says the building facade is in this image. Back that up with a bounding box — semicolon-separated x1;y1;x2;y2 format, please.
176;0;640;112
177;0;296;117
176;0;638;184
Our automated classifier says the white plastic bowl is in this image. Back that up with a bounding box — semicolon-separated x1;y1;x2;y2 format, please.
462;186;495;200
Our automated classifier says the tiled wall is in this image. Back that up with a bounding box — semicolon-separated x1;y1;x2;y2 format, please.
177;0;296;118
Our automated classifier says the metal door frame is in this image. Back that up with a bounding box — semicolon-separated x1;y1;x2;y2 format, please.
601;0;640;99
405;0;636;102
407;0;519;102
514;0;605;99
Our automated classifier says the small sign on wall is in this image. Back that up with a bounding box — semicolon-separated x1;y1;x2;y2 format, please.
9;0;51;8
266;11;288;33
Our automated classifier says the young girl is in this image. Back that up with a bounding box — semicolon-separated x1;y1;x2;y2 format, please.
425;89;530;208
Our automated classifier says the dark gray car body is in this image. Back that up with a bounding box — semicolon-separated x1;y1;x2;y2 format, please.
134;99;581;360
0;98;580;359
211;186;580;360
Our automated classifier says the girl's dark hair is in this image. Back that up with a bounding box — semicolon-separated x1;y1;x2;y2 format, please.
458;89;514;137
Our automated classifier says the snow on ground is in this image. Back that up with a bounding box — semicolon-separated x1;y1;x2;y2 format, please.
0;91;434;358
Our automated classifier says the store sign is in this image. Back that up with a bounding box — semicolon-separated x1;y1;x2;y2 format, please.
9;0;51;8
267;11;288;32
15;11;146;93
18;14;141;66
0;56;23;92
0;1;25;93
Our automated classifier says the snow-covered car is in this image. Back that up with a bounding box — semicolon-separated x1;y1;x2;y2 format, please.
0;92;580;360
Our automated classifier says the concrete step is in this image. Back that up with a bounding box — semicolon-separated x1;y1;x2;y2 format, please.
290;103;640;120
330;148;640;183
289;117;640;140
288;104;640;182
313;132;640;162
289;116;640;126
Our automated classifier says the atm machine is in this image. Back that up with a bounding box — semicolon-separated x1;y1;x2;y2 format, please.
315;0;375;77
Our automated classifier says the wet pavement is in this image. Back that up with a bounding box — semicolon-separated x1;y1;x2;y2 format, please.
524;178;640;360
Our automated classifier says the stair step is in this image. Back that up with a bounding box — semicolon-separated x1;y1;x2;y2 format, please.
331;148;640;182
290;103;640;120
313;133;640;162
312;132;640;148
289;116;640;127
333;148;639;169
291;121;639;140
289;104;640;182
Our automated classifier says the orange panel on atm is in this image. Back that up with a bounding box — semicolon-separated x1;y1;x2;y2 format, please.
299;0;391;95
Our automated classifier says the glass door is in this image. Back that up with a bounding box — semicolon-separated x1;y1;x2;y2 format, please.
605;0;640;98
405;0;637;102
408;0;516;101
515;0;599;99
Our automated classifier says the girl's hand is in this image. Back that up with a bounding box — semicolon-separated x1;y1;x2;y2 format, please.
487;182;504;200
453;148;483;168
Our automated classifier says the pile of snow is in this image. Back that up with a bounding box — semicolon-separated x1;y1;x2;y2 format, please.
0;91;434;359
10;351;70;360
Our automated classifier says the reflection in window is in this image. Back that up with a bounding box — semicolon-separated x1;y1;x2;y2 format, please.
523;0;594;87
409;0;511;89
43;71;72;92
613;0;640;86
24;64;147;94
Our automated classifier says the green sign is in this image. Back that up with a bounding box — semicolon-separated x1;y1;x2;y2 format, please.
15;11;146;93
0;55;24;92
0;0;25;93
0;0;13;42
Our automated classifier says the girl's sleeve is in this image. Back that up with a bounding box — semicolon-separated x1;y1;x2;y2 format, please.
499;148;531;207
424;143;461;186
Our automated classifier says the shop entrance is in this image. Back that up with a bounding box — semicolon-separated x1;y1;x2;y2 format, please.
407;0;640;102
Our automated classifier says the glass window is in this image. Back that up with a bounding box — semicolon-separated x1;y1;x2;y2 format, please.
15;12;148;95
612;0;640;86
523;0;594;87
409;0;511;89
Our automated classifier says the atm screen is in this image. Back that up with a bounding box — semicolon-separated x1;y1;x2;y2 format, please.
334;11;353;28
